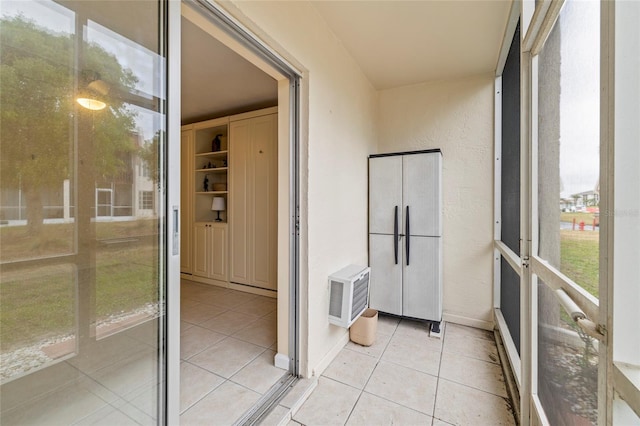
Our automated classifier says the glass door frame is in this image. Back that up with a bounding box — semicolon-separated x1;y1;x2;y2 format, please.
166;0;303;422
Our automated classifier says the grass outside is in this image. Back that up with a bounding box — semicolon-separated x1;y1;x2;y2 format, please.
0;265;76;351
0;219;158;262
0;220;159;352
560;212;599;226
560;230;599;298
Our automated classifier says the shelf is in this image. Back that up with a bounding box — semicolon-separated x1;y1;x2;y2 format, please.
195;167;228;173
195;191;228;195
195;150;228;158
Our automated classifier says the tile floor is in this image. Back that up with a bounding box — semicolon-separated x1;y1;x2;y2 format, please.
0;320;162;425
1;280;514;426
179;279;285;425
278;316;516;426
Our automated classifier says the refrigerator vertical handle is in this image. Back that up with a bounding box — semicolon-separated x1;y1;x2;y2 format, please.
394;206;399;264
406;206;410;265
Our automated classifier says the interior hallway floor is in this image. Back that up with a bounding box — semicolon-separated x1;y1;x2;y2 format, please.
262;316;516;426
179;279;284;425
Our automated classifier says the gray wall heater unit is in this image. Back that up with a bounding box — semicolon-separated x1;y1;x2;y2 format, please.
328;265;371;328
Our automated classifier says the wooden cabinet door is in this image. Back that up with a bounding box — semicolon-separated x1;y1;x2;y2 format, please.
180;129;193;273
230;113;277;290
193;223;209;278
229;120;252;285
250;114;277;290
210;224;227;282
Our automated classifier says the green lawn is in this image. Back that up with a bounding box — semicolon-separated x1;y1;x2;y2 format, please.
0;220;158;262
0;265;76;351
0;220;159;352
560;212;599;226
560;230;599;298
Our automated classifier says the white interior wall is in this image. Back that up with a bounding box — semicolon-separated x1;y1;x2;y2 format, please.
377;75;496;329
223;0;378;377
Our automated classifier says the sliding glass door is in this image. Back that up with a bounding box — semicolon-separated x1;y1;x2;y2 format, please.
0;1;169;423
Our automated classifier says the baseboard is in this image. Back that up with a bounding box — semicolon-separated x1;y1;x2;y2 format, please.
495;328;521;425
181;275;277;298
274;353;290;371
311;331;350;377
183;274;229;289
494;309;522;390
229;282;277;298
442;312;494;331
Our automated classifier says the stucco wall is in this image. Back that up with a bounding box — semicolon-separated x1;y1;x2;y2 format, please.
377;75;495;328
224;1;378;376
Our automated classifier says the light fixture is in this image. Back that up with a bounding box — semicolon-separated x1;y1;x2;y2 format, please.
76;72;109;111
211;197;225;222
76;97;106;111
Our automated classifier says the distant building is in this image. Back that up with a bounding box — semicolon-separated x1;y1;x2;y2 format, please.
0;131;154;223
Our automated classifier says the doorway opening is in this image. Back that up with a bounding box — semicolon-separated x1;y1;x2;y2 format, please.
176;1;300;423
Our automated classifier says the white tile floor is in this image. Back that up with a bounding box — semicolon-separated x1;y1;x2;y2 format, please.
281;316;516;426
0;322;161;425
179;279;285;425
2;280;514;425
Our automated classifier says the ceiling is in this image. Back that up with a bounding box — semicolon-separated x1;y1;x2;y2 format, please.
181;17;278;123
180;1;512;121
311;1;513;90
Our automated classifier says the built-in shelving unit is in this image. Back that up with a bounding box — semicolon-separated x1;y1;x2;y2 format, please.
181;106;278;293
193;118;229;223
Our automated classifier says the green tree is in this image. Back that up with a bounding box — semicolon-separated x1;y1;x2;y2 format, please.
138;130;162;187
0;15;138;234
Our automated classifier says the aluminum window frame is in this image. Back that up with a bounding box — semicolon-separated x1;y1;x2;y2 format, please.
526;1;611;424
494;0;640;424
493;0;525;395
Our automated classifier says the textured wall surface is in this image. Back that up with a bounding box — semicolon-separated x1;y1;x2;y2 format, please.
226;0;379;377
378;75;496;327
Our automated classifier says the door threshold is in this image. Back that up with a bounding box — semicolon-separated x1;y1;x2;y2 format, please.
234;374;298;426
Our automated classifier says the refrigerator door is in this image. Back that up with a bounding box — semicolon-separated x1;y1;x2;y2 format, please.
403;152;442;237
369;233;403;316
402;235;442;320
369;156;403;235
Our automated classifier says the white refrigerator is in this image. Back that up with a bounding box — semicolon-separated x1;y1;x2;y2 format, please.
368;150;442;332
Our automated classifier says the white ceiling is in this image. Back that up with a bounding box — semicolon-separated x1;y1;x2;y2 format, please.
181;17;278;123
180;1;512;121
58;1;512;122
311;1;513;90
